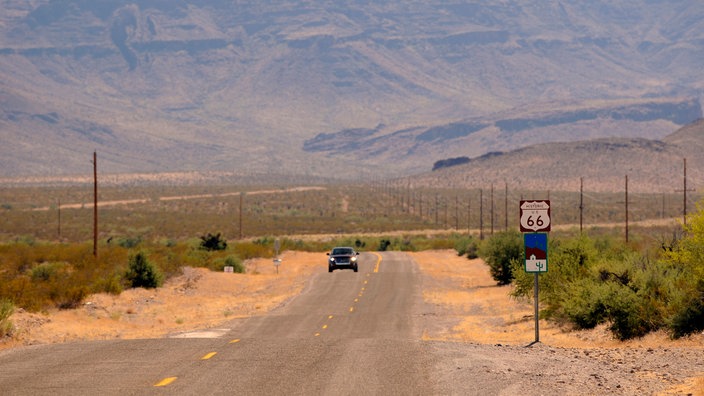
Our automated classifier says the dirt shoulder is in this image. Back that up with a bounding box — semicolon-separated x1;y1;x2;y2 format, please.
410;249;704;395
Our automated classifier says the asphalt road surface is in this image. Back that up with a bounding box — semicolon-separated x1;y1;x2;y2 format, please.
0;252;436;395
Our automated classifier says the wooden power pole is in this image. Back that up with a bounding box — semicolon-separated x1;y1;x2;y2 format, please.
93;151;98;257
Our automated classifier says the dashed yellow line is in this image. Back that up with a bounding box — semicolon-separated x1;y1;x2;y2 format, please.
372;253;382;273
154;377;177;387
349;307;355;312
229;338;241;344
201;352;217;360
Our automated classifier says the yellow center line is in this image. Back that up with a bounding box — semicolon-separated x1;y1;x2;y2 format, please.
373;253;382;273
349;307;355;312
314;332;321;337
354;298;358;302
322;324;328;329
201;352;217;360
154;377;177;387
364;280;368;284
229;338;241;344
328;315;333;319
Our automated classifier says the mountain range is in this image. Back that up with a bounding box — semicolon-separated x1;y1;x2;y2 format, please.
0;0;703;183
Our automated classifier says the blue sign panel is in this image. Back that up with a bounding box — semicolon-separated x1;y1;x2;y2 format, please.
524;233;548;273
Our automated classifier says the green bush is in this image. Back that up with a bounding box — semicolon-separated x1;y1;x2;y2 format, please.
479;230;523;285
199;233;227;251
605;285;653;340
125;252;163;289
670;280;704;339
117;236;142;248
213;255;245;273
0;299;14;337
56;286;89;310
30;261;71;282
561;280;610;329
454;236;479;259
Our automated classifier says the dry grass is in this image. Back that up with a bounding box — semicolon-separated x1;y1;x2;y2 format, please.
3;251;321;349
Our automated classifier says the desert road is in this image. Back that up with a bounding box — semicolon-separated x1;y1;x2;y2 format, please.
0;252;437;395
1;252;699;395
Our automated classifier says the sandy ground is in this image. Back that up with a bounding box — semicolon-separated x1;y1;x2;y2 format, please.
3;249;704;393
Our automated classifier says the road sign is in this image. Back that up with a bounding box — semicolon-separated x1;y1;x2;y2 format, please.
524;233;548;273
520;200;551;232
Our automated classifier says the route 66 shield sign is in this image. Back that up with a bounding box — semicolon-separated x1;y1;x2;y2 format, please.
520;200;551;232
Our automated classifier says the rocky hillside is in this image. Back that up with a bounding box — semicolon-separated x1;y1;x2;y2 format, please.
0;1;703;179
411;119;704;193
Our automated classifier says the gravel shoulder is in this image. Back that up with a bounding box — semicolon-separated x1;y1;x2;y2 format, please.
409;250;704;395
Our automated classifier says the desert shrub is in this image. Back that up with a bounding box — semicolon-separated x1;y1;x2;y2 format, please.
378;239;391;251
512;234;599;312
233;241;272;260
93;273;124;295
125;251;163;289
55;286;90;309
670;279;704;339
454;236;479;259
479;230;523;285
662;203;704;337
30;261;71;282
0;299;14;337
117;236;142;248
561;280;610;329
199;233;227;251
512;232;695;339
213;255;245;273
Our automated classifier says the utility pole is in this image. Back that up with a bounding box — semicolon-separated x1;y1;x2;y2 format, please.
676;158;695;227
479;189;484;240
93;151;98;257
504;182;508;231
444;197;448;227
57;198;61;240
625;175;629;243
467;197;471;235
435;193;439;225
684;158;688;226
490;183;494;235
419;191;423;220
455;195;459;230
239;193;243;239
579;177;584;232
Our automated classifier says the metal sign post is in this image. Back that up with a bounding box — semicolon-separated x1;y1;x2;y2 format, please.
273;239;281;274
520;201;550;345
